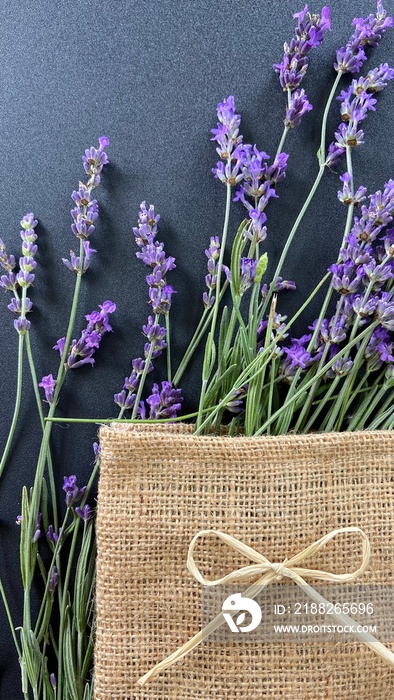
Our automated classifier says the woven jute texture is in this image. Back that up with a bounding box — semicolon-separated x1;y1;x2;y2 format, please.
95;425;394;699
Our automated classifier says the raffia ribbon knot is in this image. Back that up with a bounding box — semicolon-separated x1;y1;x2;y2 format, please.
138;526;394;686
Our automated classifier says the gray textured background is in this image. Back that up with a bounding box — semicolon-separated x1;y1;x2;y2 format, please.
0;1;393;695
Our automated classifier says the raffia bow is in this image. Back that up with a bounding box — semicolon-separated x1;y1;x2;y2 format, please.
137;526;394;685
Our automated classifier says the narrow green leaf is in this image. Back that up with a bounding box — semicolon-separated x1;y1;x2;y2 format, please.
254;252;268;284
20;486;30;588
64;612;79;700
74;522;93;634
41;478;49;537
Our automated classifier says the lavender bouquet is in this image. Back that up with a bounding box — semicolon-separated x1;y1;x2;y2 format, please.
1;2;394;698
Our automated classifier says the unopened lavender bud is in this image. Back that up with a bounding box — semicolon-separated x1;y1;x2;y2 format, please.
20;213;38;230
14;317;31;334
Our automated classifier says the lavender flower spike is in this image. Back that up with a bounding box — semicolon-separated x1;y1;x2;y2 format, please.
82;135;110;187
284;89;313;128
274;6;331;91
335;2;393;75
54;301;116;369
145;381;183;419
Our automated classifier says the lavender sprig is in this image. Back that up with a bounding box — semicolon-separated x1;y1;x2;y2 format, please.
114;202;181;420
334;1;393;74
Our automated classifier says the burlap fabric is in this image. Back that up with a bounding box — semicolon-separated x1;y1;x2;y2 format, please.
95;424;394;699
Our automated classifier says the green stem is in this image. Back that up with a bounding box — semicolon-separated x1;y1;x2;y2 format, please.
275;126;289;158
253;324;377;436
25;332;58;532
172;280;229;387
325;333;373;432
318;71;342;167
0;578;21;657
34;508;71;641
57;517;81;699
194;272;332;435
0;331;24;478
262;165;325;317
24;239;85;646
196;176;232;428
131;313;159;419
165;315;172;383
346;375;386;431
302;377;340;433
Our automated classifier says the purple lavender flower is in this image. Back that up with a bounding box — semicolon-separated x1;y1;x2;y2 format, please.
327;62;394;168
233;147;288;243
63;475;86;507
335;122;364;148
325;357;353;379
239;258;258;294
338;173;367;207
350;180;394;243
145;381;183;419
203;236;230;307
375;292;394;330
274;6;331;91
329;262;363;294
224;385;248;414
46;524;62;544
75;504;92;522
265;277;297;293
50;675;57;690
39;374;56;404
284;89;313;128
13;317;31;334
49;566;59;600
32;512;44;543
149;284;175;315
132;201;160;246
63;241;96;274
142;316;167;356
210;96;243;160
54;301;116;369
82;135;110;187
334;2;393;74
352;294;378;320
0;239;16;272
7;297;33;315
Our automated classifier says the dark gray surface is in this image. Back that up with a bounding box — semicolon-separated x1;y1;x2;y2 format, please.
0;1;393;695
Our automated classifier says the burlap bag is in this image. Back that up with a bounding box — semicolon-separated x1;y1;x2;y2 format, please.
95;424;394;699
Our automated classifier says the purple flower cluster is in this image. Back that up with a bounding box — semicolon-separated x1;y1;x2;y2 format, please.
284;89;313;129
273;5;331;91
327;64;394;168
211;96;243;180
82;135;110;187
276;180;394;386
138;381;183;419
335;2;393;74
114;358;154;412
114;203;182;420
0;214;38;334
239;257;258;294
133;202;176;315
203;236;230;308
52;300;116;372
64;137;109;274
233;145;288;243
211;97;289;243
62;475;86;507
